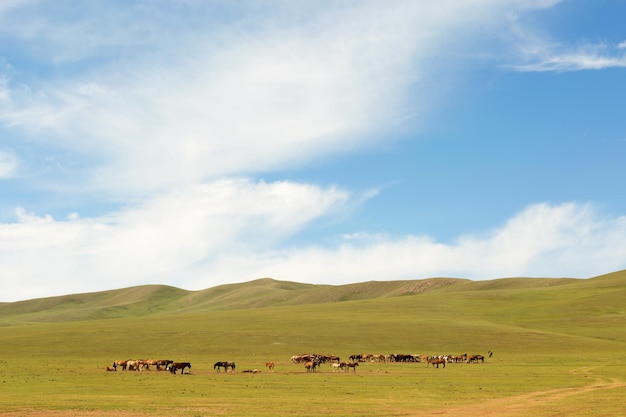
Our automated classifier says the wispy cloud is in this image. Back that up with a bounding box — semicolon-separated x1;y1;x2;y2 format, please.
0;0;567;195
0;149;18;178
511;39;626;72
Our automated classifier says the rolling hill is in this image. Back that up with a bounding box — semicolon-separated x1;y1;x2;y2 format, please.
0;270;623;326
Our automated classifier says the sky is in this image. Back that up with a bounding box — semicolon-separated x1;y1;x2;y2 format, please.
1;0;625;302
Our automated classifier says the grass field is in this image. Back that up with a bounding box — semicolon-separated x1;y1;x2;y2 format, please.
1;270;625;416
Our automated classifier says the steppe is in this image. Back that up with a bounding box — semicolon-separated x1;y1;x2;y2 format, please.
1;270;625;416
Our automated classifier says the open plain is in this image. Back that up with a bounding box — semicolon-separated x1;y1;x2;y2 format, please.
1;270;625;416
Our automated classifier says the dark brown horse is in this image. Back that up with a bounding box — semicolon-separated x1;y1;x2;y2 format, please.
169;362;191;374
345;362;359;372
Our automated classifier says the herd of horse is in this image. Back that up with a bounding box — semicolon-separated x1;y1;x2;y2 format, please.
109;359;191;374
293;352;489;371
107;352;489;374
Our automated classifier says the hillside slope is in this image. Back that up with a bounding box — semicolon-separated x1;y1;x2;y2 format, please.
0;270;623;325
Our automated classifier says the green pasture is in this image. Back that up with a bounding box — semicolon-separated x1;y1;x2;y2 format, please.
1;271;625;416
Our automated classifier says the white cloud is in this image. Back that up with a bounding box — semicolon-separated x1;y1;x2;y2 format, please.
192;202;626;287
2;200;624;302
0;178;351;301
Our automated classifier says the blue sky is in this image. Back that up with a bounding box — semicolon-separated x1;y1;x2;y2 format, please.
1;0;626;302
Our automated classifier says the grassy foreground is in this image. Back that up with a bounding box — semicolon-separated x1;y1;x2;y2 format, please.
1;271;625;416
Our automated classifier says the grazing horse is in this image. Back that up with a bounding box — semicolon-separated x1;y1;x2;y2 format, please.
126;360;141;371
214;361;228;372
169;362;192;374
155;359;173;371
265;362;274;372
468;354;485;363
428;357;446;368
345;362;359;372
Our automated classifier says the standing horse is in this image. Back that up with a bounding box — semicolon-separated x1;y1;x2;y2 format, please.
214;361;227;372
265;362;274;372
345;362;359;372
169;362;192;374
112;359;130;371
225;361;236;372
428;357;446;368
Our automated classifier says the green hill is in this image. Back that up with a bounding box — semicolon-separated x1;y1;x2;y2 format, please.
0;276;470;323
0;270;624;327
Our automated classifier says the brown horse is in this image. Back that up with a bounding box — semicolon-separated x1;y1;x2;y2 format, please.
155;359;173;371
169;362;192;374
112;359;130;371
345;362;359;372
468;354;485;363
428;357;446;368
265;362;274;371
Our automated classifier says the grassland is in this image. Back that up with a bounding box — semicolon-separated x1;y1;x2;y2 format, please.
0;270;625;416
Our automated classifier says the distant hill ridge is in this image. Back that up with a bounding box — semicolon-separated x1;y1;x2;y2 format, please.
1;270;624;323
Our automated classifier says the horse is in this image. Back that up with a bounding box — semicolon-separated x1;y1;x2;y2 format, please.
428;357;446;368
112;359;130;371
126;360;141;371
265;362;274;372
169;362;191;374
105;366;116;372
155;359;173;371
345;362;359;372
468;354;485;363
225;361;236;372
455;354;467;363
214;361;228;372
